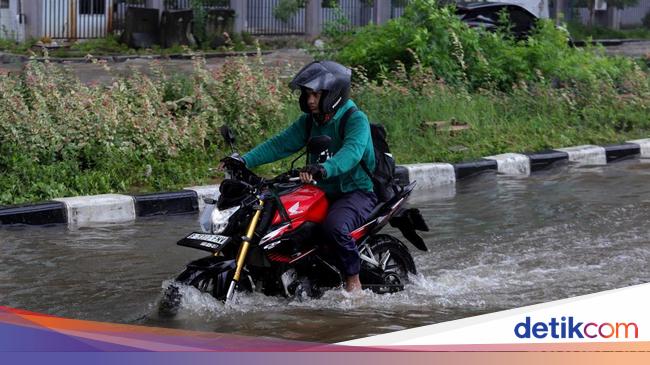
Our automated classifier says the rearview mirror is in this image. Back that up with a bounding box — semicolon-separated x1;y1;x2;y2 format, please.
220;125;236;146
307;135;331;155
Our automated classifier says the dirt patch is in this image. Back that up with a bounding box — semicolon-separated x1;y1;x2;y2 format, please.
603;40;650;59
0;49;314;85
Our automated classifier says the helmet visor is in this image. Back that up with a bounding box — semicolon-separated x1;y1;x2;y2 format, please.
289;62;340;92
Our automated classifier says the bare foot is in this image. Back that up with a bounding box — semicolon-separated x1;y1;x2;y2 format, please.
345;274;362;293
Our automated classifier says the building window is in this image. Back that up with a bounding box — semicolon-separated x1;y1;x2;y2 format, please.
0;0;9;9
80;0;106;15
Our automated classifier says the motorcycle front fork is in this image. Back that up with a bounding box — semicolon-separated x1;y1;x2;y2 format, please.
225;199;265;302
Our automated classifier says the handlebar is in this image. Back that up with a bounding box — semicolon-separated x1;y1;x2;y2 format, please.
286;176;317;185
222;159;318;188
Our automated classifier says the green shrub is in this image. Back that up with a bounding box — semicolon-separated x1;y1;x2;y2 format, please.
0;55;292;204
0;37;648;205
0;37;37;54
332;0;639;91
352;65;649;163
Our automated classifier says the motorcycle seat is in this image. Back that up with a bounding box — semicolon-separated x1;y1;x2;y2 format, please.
365;202;387;223
363;183;410;224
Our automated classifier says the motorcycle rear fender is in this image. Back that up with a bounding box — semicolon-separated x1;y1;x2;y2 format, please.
388;208;429;252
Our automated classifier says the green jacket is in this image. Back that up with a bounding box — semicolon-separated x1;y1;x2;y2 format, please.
242;100;375;197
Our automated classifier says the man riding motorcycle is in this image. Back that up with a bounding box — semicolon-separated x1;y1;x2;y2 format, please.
230;61;376;292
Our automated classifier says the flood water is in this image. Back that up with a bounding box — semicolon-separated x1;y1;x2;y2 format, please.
2;160;650;343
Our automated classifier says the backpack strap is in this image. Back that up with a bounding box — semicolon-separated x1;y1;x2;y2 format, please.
305;114;313;142
304;114;314;164
305;107;375;179
338;106;375;181
337;106;358;140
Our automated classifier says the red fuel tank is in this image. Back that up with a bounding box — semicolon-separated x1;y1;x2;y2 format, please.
271;185;329;225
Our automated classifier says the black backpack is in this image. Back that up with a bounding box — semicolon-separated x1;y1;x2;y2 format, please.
306;107;397;202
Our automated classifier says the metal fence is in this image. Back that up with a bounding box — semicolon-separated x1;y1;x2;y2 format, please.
164;0;229;10
391;0;410;19
321;0;372;32
38;0;415;40
244;0;374;36
42;0;149;39
43;0;100;39
246;0;306;35
620;0;650;27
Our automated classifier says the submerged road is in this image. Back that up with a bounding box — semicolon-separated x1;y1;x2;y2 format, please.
2;159;650;342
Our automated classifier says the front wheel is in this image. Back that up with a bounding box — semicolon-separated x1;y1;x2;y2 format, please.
359;234;417;294
158;258;249;317
158;268;229;317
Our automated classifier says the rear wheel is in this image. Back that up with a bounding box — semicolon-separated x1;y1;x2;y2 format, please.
359;235;416;294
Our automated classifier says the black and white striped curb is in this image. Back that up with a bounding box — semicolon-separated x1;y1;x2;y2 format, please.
1;139;648;227
0;185;219;227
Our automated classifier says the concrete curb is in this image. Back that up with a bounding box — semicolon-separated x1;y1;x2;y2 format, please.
403;163;456;189
453;159;497;179
133;191;198;217
626;139;650;158
54;194;136;227
484;153;531;176
526;150;569;172
0;140;647;227
556;145;607;165
0;201;67;225
604;143;641;163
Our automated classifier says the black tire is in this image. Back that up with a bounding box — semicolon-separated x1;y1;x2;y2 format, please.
359;234;417;294
158;268;230;317
158;265;253;317
158;282;183;317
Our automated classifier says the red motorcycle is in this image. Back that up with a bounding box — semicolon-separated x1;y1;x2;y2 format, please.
159;130;429;316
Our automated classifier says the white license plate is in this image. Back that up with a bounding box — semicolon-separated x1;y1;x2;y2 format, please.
187;233;229;245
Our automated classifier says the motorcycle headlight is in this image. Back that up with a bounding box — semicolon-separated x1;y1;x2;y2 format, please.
210;206;240;234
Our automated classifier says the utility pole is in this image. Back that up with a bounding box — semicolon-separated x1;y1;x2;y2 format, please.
554;0;565;25
230;0;247;33
305;0;322;37
373;0;391;25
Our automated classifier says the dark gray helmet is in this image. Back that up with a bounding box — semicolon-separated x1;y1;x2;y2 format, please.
289;60;351;114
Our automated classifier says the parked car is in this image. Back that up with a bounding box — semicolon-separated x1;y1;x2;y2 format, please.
455;2;539;40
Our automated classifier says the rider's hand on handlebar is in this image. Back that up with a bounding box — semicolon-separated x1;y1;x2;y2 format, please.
300;164;326;183
219;153;245;171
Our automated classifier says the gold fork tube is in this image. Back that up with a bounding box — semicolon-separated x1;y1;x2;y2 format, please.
233;200;264;282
